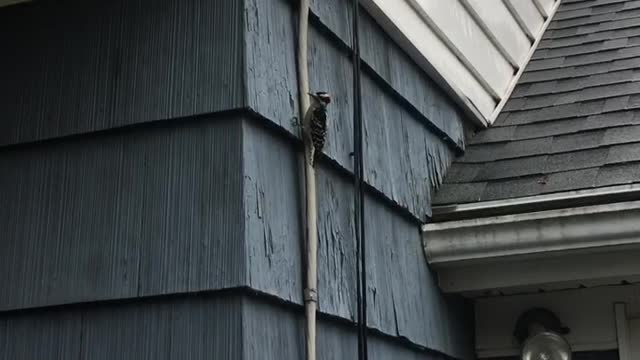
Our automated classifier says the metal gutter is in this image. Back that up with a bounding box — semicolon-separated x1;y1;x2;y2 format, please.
432;183;640;222
423;200;640;293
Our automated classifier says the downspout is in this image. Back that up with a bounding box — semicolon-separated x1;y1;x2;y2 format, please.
296;1;318;360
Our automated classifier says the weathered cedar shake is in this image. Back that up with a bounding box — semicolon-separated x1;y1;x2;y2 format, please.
0;294;461;360
0;0;472;358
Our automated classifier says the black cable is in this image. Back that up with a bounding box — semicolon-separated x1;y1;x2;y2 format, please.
351;0;367;359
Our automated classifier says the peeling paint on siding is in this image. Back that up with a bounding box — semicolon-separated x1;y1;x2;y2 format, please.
243;295;466;360
245;0;459;219
241;119;472;359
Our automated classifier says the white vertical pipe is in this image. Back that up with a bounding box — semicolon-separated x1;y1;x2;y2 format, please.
297;1;318;360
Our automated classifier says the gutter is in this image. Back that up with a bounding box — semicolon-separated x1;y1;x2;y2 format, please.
431;184;640;222
423;200;640;293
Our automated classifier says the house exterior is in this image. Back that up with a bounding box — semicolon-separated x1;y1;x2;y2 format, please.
426;0;640;359
0;0;474;359
1;0;635;359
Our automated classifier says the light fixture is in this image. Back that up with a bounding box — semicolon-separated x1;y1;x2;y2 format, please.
515;309;572;360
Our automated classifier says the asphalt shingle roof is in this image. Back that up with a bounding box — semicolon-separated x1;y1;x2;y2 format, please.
434;0;640;205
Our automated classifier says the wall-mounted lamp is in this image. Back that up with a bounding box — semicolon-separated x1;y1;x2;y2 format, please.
514;308;572;360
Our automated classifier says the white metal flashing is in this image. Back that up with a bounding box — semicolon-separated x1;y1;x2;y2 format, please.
490;0;561;123
362;0;560;126
423;200;640;293
432;183;640;221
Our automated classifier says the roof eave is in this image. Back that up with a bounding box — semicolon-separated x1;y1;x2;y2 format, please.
431;183;640;222
423;199;640;294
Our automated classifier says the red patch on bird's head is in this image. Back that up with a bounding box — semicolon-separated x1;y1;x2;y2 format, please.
316;92;331;104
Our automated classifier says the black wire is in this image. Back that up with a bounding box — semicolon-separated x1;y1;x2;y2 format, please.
351;0;367;359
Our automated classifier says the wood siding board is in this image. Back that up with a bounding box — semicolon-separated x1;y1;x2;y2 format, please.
0;295;244;359
0;293;467;360
0;0;245;147
83;296;243;359
1;309;82;360
245;9;457;219
0;118;246;311
245;0;467;148
242;295;473;360
81;301;173;360
242;120;305;304
241;119;470;358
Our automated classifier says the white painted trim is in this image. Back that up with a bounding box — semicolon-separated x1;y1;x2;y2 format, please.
363;0;558;126
361;0;489;128
425;200;640;258
433;184;640;219
616;303;631;360
476;284;640;358
489;0;560;124
423;200;640;292
407;0;502;99
502;0;537;40
458;0;520;68
532;0;550;18
437;248;640;293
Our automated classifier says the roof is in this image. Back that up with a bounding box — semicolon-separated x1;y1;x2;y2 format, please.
434;0;640;206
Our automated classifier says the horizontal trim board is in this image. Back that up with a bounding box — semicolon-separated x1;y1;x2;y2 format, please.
425;200;640;263
425;200;640;293
363;0;497;122
432;183;640;221
407;0;513;98
438;247;640;293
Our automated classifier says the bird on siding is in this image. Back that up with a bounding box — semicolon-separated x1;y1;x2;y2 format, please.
303;92;332;167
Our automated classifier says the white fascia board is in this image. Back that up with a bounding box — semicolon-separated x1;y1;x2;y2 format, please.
433;183;640;219
423;200;640;293
361;0;494;126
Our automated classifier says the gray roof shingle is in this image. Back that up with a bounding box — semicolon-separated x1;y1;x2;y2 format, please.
434;0;640;205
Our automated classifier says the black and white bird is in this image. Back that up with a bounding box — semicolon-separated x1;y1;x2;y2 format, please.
303;91;332;166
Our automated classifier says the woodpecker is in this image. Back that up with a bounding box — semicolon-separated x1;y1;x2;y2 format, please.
303;91;332;166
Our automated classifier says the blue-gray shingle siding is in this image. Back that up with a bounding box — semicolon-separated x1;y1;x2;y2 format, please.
0;0;473;358
0;0;245;145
